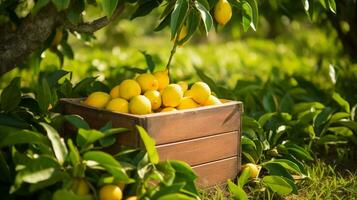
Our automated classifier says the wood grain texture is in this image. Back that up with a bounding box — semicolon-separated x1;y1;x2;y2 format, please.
193;156;238;187
157;131;238;166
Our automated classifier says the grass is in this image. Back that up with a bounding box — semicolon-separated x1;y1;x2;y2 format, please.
199;160;357;200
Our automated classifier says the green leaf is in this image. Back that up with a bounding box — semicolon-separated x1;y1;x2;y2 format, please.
330;112;351;123
238;167;251;188
332;92;350;113
60;42;74;59
101;0;119;18
0;125;49;148
178;9;200;45
136;125;159;164
31;0;50;15
262;176;293;196
140;51;156;73
263;162;294;181
169;160;197;181
314;107;334;134
29;170;68;192
170;0;189;39
131;0;161;19
0;77;21;112
83;151;131;182
157;193;195;200
53;189;94;200
77;129;104;149
227;180;249;200
280;94;294;113
37;78;52;112
65;115;90;130
302;0;309;12
195;1;213;35
0;151;11;182
73;77;97;96
285;143;313;161
327;0;336;13
47;70;69;87
40;123;68;165
241;1;253;32
51;0;70;10
67;139;80;166
265;159;304;175
151;183;186;199
245;0;258;31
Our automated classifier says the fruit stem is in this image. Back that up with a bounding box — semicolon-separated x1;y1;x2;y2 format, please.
165;37;178;79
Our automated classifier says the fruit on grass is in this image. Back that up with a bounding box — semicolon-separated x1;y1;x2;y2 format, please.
119;79;141;100
84;92;111;108
177;81;188;92
177;97;199;110
72;178;90;196
241;163;260;178
214;0;232;26
153;70;170;90
110;85;121;98
144;90;162;110
136;73;159;92
105;98;129;113
162;84;183;107
160;107;177;112
129;95;152;115
190;82;211;104
99;185;122;200
204;95;222;106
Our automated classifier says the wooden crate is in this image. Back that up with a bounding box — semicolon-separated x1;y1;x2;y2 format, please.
60;98;243;187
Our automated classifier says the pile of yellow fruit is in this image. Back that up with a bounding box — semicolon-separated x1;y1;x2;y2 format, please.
83;70;223;115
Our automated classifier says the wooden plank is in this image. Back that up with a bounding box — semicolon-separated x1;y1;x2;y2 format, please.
157;131;238;166
193;156;238;187
145;103;242;144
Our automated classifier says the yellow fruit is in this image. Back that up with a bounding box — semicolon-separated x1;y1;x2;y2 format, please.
214;0;232;26
110;85;121;98
125;196;137;200
144;90;162;110
84;92;111;109
136;73;159;92
105;98;129;113
99;185;122;200
241;163;260;178
153;70;170;90
190;82;211;104
119;79;141;100
72;178;90;196
204;95;222;106
177;81;188;92
129;95;152;115
184;89;193;97
177;97;199;110
160;107;177;112
162;84;183;107
220;98;229;103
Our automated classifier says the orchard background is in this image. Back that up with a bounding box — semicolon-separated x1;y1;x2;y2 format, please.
0;0;357;199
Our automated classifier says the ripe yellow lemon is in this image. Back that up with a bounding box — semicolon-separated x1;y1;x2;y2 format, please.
214;0;232;26
84;92;111;109
177;81;188;93
190;82;211;104
162;84;183;107
204;95;222;106
99;185;122;200
184;89;193;97
129;95;152;115
110;85;120;98
177;97;199;110
144;90;162;110
241;163;260;178
72;178;90;196
160;107;177;112
153;70;170;90
136;73;159;92
119;79;141;100
105;98;129;113
125;197;137;200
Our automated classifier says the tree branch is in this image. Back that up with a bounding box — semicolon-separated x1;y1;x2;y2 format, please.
63;4;125;33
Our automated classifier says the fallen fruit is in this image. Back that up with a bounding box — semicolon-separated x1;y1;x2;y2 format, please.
241;163;260;178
